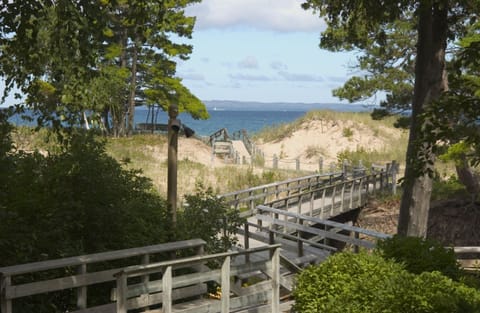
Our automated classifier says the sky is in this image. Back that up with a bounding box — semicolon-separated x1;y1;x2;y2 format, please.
178;0;360;104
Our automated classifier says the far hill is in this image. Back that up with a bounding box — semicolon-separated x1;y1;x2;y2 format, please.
203;100;377;112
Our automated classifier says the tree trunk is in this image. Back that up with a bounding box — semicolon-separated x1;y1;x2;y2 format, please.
397;1;449;237
127;35;139;136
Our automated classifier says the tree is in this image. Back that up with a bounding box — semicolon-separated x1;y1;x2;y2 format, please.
0;0;208;137
302;0;479;237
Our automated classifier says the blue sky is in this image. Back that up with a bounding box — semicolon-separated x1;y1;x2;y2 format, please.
179;0;359;104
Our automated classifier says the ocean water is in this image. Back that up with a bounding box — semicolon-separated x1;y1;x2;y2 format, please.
137;109;307;136
6;103;374;137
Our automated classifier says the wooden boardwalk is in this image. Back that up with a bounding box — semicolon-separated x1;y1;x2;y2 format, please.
2;162;478;312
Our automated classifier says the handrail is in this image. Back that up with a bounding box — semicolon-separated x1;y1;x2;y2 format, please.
0;239;206;276
0;239;206;313
257;205;391;240
116;244;281;277
115;244;282;313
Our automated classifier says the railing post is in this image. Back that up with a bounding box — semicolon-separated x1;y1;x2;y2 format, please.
116;272;127;313
271;247;280;313
342;160;348;177
358;178;364;207
162;266;172;313
244;222;250;263
349;181;355;209
297;219;304;257
296;158;300;171
319;157;323;173
221;256;231;313
391;160;398;195
249;191;255;213
77;263;87;309
273;154;278;169
1;275;12;313
310;192;315;217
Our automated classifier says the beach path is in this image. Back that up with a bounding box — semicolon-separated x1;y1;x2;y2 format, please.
231;140;251;163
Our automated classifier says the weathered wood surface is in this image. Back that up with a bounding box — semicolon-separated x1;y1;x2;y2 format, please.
221;171;346;215
454;247;480;271
221;162;397;219
0;239;206;313
115;244;282;313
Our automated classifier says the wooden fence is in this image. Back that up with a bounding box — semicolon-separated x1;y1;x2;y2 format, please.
115;244;283;313
0;239;205;313
220;171;345;215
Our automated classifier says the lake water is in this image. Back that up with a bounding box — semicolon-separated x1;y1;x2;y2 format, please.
6;103;374;136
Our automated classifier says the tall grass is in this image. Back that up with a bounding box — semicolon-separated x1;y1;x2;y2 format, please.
254;110;401;142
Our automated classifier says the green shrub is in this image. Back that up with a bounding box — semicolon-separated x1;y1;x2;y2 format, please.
342;126;354;138
293;251;480;313
432;173;469;201
0;130;170;266
178;185;244;254
377;235;462;280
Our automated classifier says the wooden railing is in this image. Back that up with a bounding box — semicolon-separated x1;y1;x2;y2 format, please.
220;161;398;219
237;205;390;268
454;247;480;271
220;172;345;216
262;171;393;221
114;244;283;313
209;128;230;144
0;239;206;313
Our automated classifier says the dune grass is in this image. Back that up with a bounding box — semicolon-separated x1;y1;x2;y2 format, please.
254;110;401;143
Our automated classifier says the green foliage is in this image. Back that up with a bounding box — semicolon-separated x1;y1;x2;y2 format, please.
0;130;170;266
377;235;462;280
337;146;389;169
342;126;353;138
432;174;469;201
293;251;480;313
178;185;244;254
0;0;206;137
304;145;325;159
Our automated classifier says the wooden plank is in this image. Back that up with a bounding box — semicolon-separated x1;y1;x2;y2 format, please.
454;247;480;254
0;239;206;276
257;205;391;239
221;256;231;313
173;290;272;313
271;248;280;313
6;268;119;299
125;284;207;310
162;266;172;313
256;214;376;249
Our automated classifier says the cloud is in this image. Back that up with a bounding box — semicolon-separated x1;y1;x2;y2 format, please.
278;70;324;82
229;73;272;81
178;69;206;81
326;75;348;83
186;0;325;32
270;61;288;71
238;56;259;69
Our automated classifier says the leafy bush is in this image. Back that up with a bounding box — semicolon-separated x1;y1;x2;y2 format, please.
0;130;170;266
342;126;354;138
293;251;480;313
377;235;462;280
432;173;469;201
178;185;244;254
